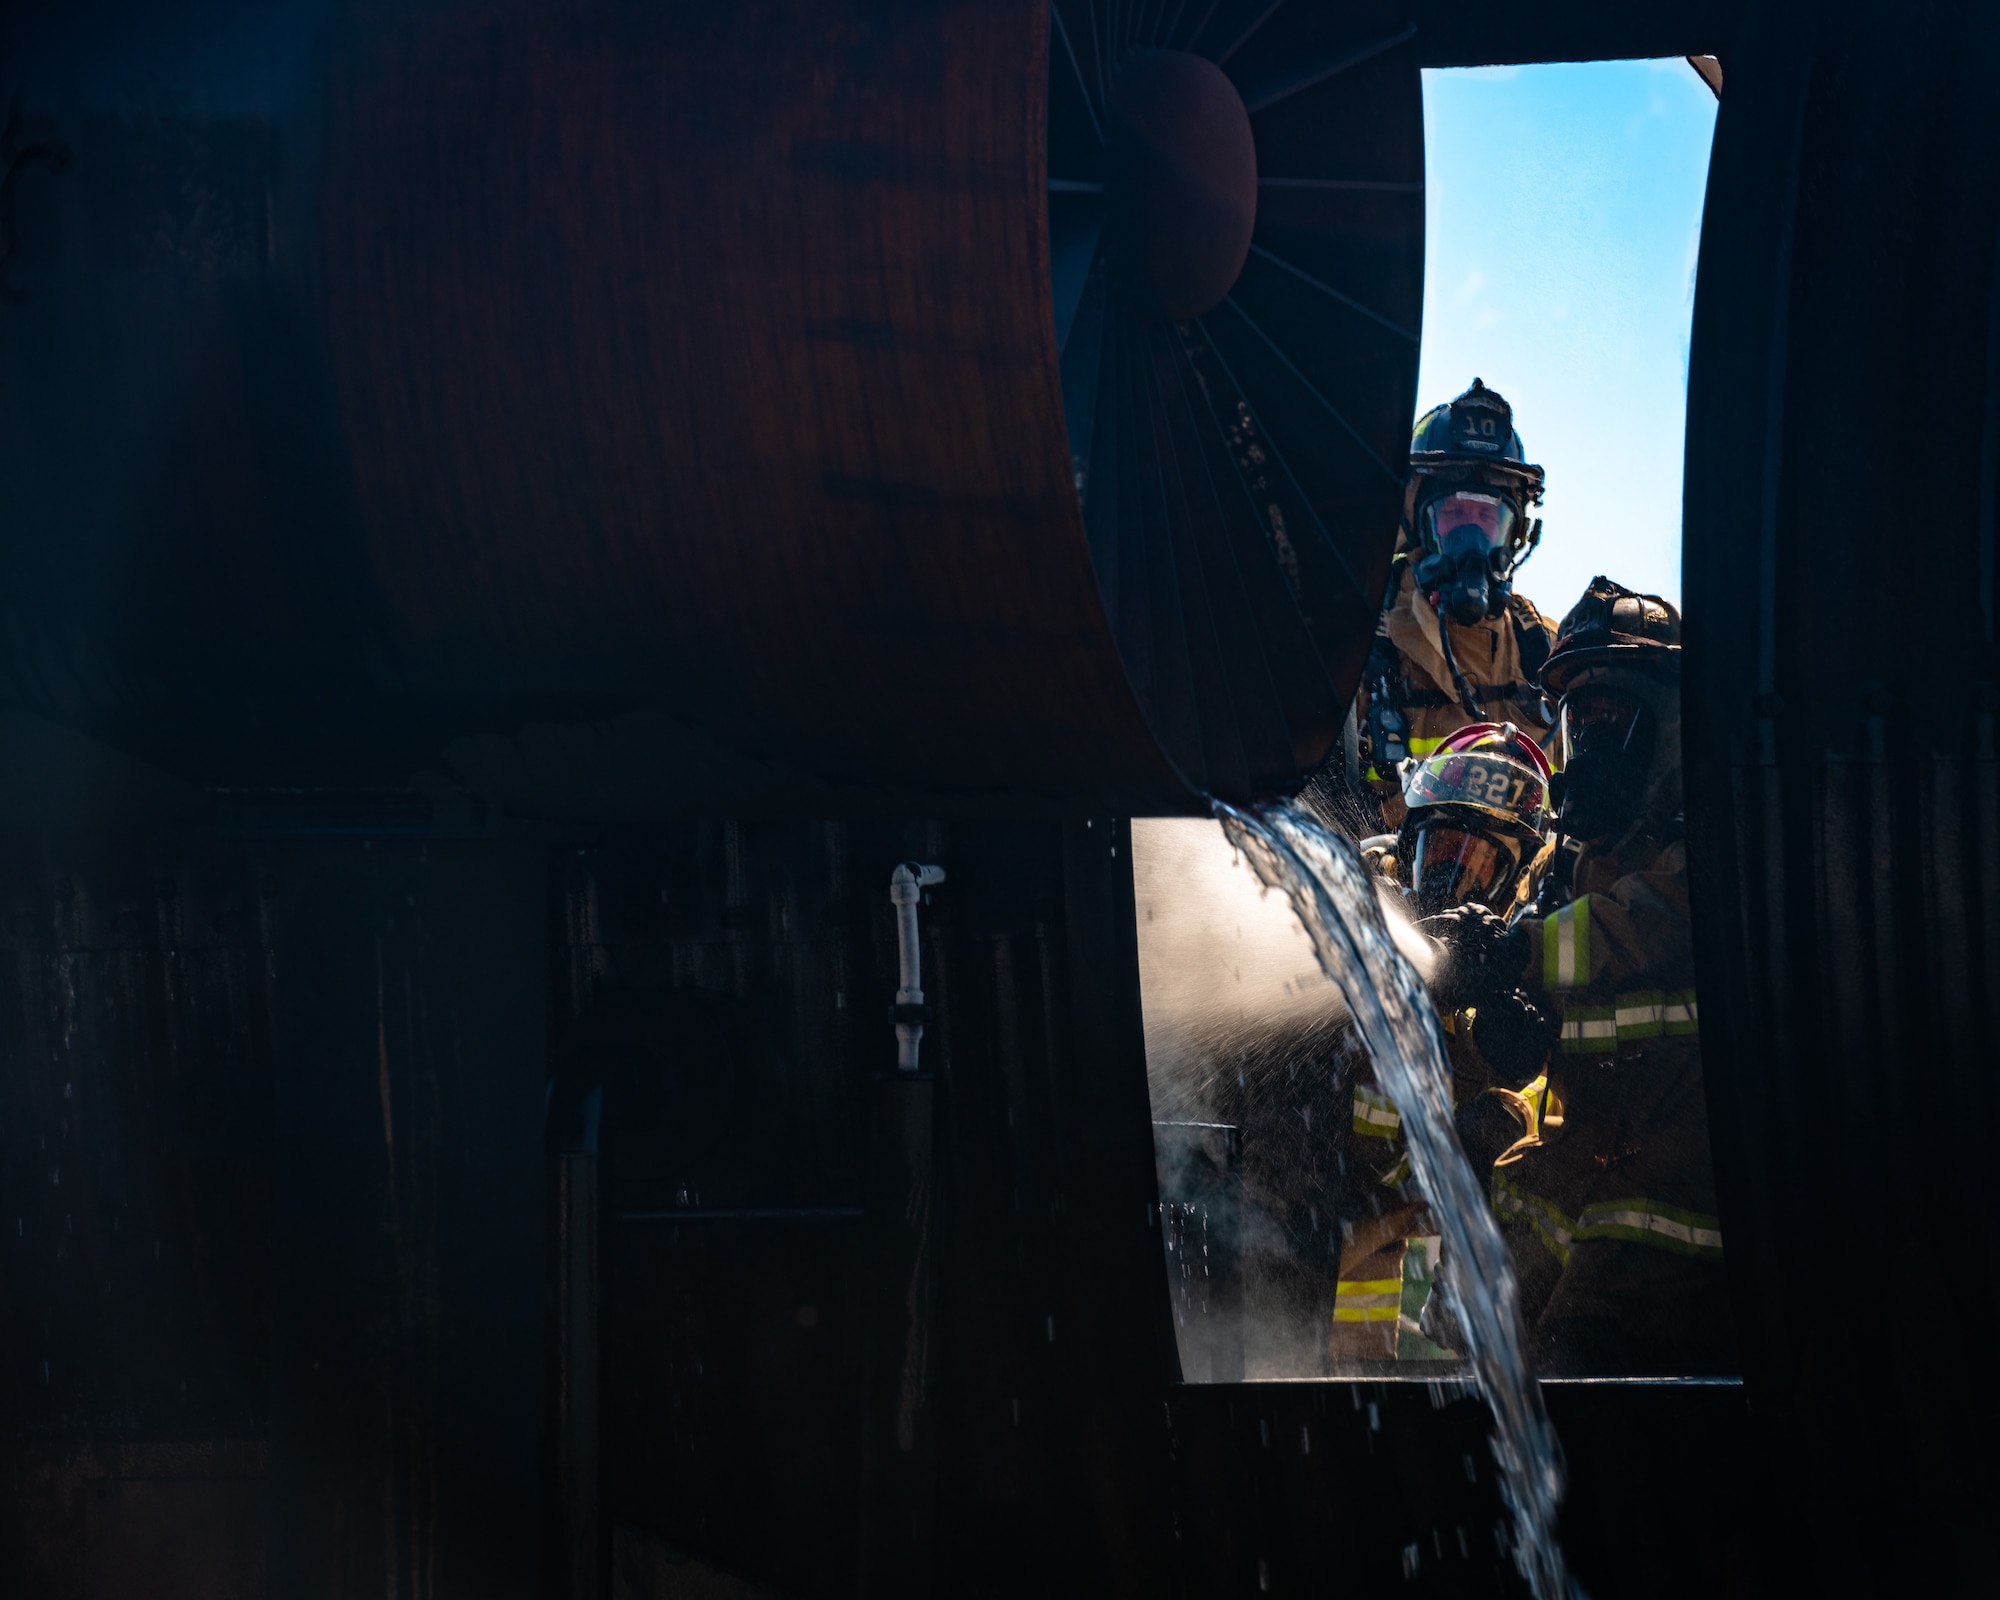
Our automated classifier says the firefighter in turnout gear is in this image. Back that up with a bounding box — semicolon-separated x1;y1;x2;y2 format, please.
1430;578;1734;1375
1331;724;1559;1361
1325;379;1559;835
1393;722;1554;919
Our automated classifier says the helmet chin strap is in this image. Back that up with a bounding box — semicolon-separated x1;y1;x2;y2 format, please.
1511;516;1543;573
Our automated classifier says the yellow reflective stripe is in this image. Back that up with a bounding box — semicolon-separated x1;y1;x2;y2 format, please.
1662;988;1699;1035
1333;1275;1402;1323
1560;989;1700;1052
1612;988;1700;1040
1352;1086;1401;1137
1502;1074;1548;1144
1495;1178;1723;1263
1613;990;1666;1038
1368;735;1449;782
1544;896;1591;991
1377;1153;1412;1189
1575;1198;1723;1257
1491;1175;1573;1264
1559;1004;1617;1054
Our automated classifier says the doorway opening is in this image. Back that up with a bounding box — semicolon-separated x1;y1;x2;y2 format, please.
1136;59;1723;1382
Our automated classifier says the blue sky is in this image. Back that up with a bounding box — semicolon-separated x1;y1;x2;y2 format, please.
1415;61;1718;613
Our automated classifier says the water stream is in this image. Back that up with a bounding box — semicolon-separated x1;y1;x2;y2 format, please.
1215;798;1576;1600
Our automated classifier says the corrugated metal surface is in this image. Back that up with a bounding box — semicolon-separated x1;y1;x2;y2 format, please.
1684;0;2000;1587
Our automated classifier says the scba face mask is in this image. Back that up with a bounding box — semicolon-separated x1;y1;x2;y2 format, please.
1408;820;1523;916
1551;683;1656;841
1413;489;1519;625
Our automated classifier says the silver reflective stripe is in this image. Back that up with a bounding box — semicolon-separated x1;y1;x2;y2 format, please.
1662;990;1699;1034
1614;993;1665;1036
1492;1179;1574;1263
1579;1209;1721;1250
1613;988;1701;1040
1559;1007;1617;1054
1561;989;1700;1053
1352;1087;1401;1133
1574;1199;1724;1258
1497;1182;1723;1262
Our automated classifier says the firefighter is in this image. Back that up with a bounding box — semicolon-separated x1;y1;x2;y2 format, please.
1427;578;1733;1376
1331;723;1558;1361
1391;721;1554;919
1308;379;1559;836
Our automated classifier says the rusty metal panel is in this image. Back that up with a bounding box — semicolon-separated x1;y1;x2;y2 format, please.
0;2;1435;813
0;3;1183;812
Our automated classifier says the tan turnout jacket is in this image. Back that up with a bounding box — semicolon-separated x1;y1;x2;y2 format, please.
1357;560;1557;826
1482;819;1735;1374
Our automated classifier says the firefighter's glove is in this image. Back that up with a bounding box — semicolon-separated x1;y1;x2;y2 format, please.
1470;988;1562;1089
1420;904;1528;1015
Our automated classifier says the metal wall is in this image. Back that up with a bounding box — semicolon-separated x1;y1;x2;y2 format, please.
1683;0;2000;1591
0;824;275;1597
21;0;1991;1594
560;817;1179;1596
0;804;1762;1597
0;825;547;1599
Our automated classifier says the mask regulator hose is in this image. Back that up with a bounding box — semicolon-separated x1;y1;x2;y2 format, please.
1435;617;1485;721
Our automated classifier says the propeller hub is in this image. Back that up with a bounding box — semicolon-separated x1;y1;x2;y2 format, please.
1106;50;1258;321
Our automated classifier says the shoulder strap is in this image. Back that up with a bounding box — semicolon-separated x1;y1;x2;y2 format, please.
1381;553;1409;613
1395;680;1542;711
1509;595;1552;679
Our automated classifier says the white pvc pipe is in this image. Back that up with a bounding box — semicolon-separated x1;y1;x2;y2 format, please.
889;861;946;1071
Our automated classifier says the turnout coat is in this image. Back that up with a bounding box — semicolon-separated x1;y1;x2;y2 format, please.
1487;819;1736;1375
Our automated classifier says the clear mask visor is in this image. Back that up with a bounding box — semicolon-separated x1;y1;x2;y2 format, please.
1409;821;1521;913
1556;684;1650;769
1422;489;1517;561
